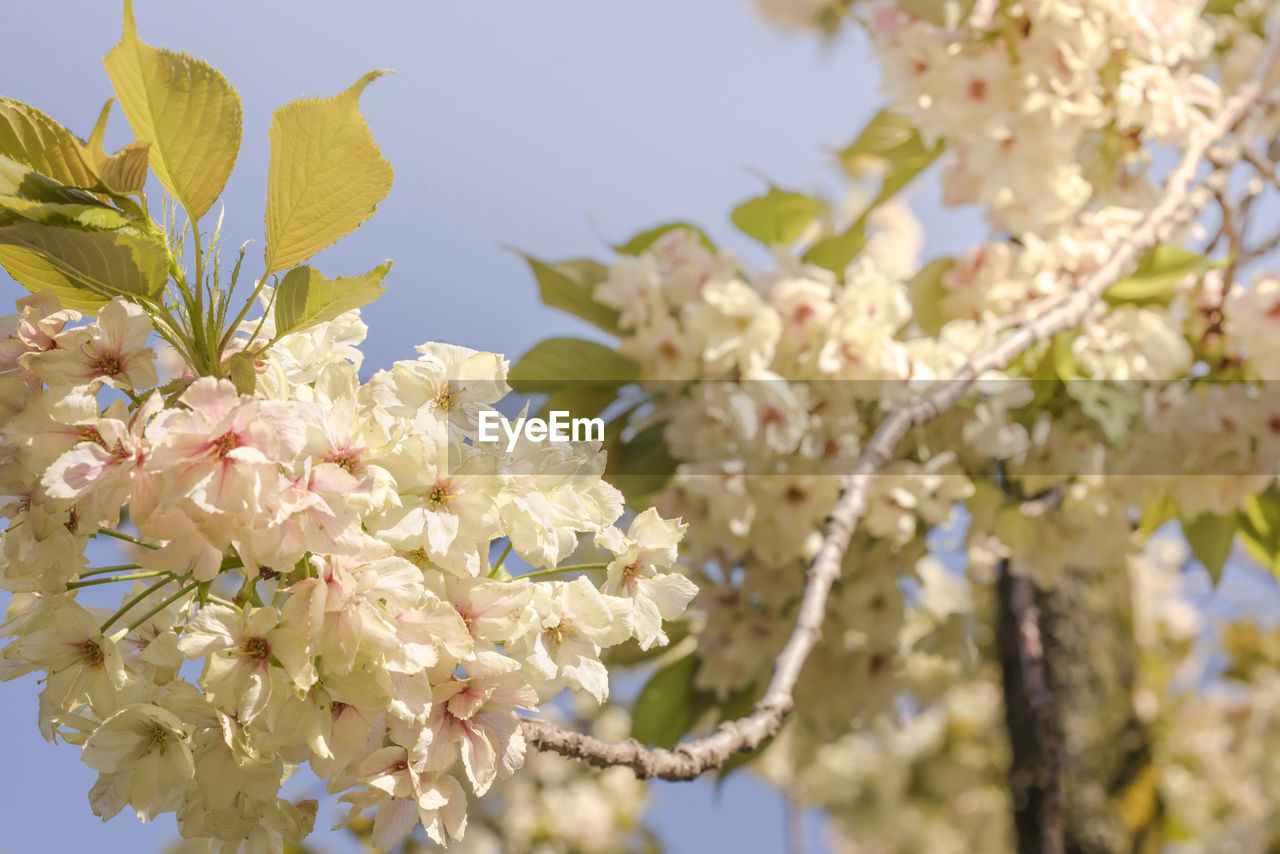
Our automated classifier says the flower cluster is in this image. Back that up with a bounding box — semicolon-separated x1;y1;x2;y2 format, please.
443;703;652;854
591;218;981;713
867;0;1227;233
0;291;695;852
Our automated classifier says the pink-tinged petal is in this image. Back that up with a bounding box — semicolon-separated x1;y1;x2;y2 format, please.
43;444;114;499
309;462;360;494
457;722;498;795
418;775;467;845
372;797;419;852
260;400;309;458
446;683;496;721
87;771;129;821
353;746;409;789
178;377;241;425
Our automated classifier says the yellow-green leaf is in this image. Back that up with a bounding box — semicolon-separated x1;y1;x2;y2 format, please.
730;186;825;247
229;350;256;396
535;383;618;422
520;254;620;335
0;153;106;207
98;140;150;195
606;421;678;505
79;100;151;195
630;653;714;749
1105;246;1221;307
508;337;640;394
273;261;392;337
264;70;393;275
613;222;715;256
104;0;242;219
0;245;109;312
0;196;130;230
837;108;942;206
907;257;955;336
0;221;167;303
1237;489;1280;576
1137;492;1178;539
802;217;866;276
0;99;99;189
1182;512;1236;583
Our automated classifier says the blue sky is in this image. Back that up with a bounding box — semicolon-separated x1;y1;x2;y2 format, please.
0;2;990;852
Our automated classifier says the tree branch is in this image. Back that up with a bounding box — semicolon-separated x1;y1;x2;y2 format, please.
998;562;1065;854
521;32;1280;780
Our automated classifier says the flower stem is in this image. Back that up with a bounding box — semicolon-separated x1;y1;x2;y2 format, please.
487;541;514;578
96;529;159;550
77;563;145;579
518;563;609;581
125;581;199;632
68;570;170;590
100;574;177;633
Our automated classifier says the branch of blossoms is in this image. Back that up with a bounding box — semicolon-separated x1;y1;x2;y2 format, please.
521;28;1280;781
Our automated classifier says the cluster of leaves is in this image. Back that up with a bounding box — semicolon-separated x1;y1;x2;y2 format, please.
0;0;394;385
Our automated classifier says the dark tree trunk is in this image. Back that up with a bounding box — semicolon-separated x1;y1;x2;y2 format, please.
997;560;1162;854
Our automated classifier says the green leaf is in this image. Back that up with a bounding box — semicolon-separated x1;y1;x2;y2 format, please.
0;245;108;312
730;186;825;247
906;257;955;336
273;261;392;338
229;350;256;396
603;620;690;667
104;0;242;220
265;70;393;275
0;99;99;190
1182;512;1236;583
1137;493;1178;539
630;653;714;749
535;383;619;422
508;337;640;394
81;100;151;195
716;682;759;723
1243;491;1280;542
520;254;620;335
607;422;678;505
0;154;109;207
97;140;150;196
837;108;942;206
1237;490;1280;576
802;217;866;276
0;195;129;230
613;222;715;256
0;220;167;306
1105;246;1220;307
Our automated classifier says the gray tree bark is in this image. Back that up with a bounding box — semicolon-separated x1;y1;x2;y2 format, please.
997;560;1162;854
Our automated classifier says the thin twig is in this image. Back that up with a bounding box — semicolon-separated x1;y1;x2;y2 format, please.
520;32;1280;780
1240;144;1280;194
